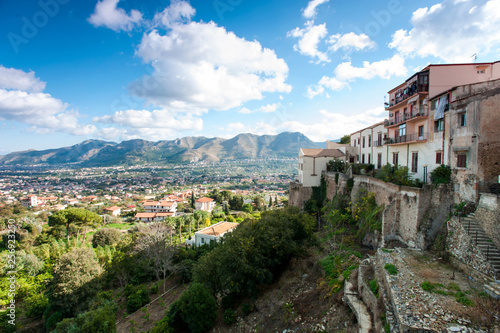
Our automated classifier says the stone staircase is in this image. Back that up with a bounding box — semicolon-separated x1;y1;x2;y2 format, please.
460;213;500;299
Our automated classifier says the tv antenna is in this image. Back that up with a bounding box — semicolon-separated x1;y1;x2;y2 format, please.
471;54;477;62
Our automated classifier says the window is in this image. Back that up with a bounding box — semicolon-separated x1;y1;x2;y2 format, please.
393;152;399;166
357;138;360;145
395;111;400;123
362;154;365;164
457;153;467;168
368;154;371;164
398;123;406;139
368;135;371;147
477;70;485;74
436;152;442;164
418;125;424;139
434;119;443;132
377;133;382;146
349;156;355;163
411;152;418;173
377;153;382;169
362;137;365;148
459;113;466;127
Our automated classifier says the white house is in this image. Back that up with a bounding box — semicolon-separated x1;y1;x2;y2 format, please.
191;221;238;247
298;148;346;187
195;197;215;212
104;206;121;216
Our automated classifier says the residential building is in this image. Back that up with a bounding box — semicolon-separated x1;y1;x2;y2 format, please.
195;197;215;212
350;122;386;168
20;195;38;208
383;61;500;181
143;200;177;214
298;148;346;187
104;206;121;216
191;221;238;247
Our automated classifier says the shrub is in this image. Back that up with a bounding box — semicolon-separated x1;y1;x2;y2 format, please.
223;308;236;325
369;279;379;298
168;283;217;333
92;228;122;248
430;164;451;184
149;283;159;294
327;158;347;173
421;281;434;292
45;311;62;332
53;301;117;333
126;287;150;313
384;264;398;275
241;303;253;317
25;293;48;318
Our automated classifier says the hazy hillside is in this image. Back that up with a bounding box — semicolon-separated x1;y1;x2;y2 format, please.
0;132;320;166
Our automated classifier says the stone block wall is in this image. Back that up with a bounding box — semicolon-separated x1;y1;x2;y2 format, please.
475;193;500;249
288;181;312;210
446;216;496;279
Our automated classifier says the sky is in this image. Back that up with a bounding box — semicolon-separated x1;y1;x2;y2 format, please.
1;0;500;154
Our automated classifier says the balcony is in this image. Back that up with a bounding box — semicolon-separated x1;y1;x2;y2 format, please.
385;132;428;145
384;108;428;128
373;140;384;147
385;82;429;109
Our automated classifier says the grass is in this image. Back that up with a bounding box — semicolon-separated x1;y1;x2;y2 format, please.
384;264;398;275
103;222;136;230
420;280;474;306
369;279;379;298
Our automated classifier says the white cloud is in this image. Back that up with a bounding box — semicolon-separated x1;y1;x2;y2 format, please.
88;0;143;32
389;0;500;62
93;108;203;141
0;66;46;92
277;107;386;142
302;0;329;19
307;55;406;97
153;0;195;28
288;21;329;63
0;67;95;135
328;32;376;52
130;20;291;111
259;103;280;113
238;107;253;114
334;54;407;81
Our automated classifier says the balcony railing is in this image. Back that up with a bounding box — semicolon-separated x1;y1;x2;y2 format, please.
384;108;428;127
373;140;384;147
386;82;429;108
385;132;428;145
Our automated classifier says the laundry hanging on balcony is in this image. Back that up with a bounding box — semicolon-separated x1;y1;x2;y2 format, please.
434;95;447;120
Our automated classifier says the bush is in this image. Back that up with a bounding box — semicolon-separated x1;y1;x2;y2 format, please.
430;164;451;184
369;279;379;298
52;301;118;333
384;264;398;275
25;293;48;318
126;288;150;313
92;228;122;248
223;308;236;325
149;283;159;294
168;283;217;333
241;302;253;317
327;158;347;173
45;311;62;332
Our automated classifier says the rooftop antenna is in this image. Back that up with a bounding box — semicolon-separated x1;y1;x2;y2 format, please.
471;54;477;62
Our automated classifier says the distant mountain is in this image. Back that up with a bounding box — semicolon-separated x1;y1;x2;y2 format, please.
0;132;321;166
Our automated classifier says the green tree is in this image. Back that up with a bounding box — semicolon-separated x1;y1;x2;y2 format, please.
176;217;184;243
339;134;351;144
92;228;122;248
48;208;102;242
165;217;176;245
168;283;217;333
49;248;103;315
184;215;195;239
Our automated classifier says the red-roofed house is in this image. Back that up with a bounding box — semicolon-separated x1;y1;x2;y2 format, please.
195;197;215;212
104;206;121;216
192;221;238;246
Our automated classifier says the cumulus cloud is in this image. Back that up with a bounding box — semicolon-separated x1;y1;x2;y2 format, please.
288;21;329;63
88;0;143;32
389;0;500;62
238;107;253;114
328;32;376;52
153;0;195;28
277;107;386;142
129;18;291;111
0;66;95;135
307;55;407;97
302;0;329;19
259;103;280;113
93;108;203;141
0;66;46;92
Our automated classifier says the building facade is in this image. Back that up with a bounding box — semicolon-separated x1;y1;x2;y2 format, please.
298;148;346;187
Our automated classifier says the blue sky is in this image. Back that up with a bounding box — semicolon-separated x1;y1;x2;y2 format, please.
1;0;500;153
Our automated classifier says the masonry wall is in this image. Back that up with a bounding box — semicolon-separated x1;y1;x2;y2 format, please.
320;172;453;249
475;193;500;249
289;181;313;210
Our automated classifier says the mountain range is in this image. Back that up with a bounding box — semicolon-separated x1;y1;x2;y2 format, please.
0;132;321;166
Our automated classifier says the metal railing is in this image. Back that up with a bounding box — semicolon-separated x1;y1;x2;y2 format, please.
385;132;428;144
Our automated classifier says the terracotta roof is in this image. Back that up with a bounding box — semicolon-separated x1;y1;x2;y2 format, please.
143;201;159;206
300;149;345;158
135;212;156;218
105;206;121;211
196;197;214;203
156;212;174;217
197;221;238;237
158;201;175;207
